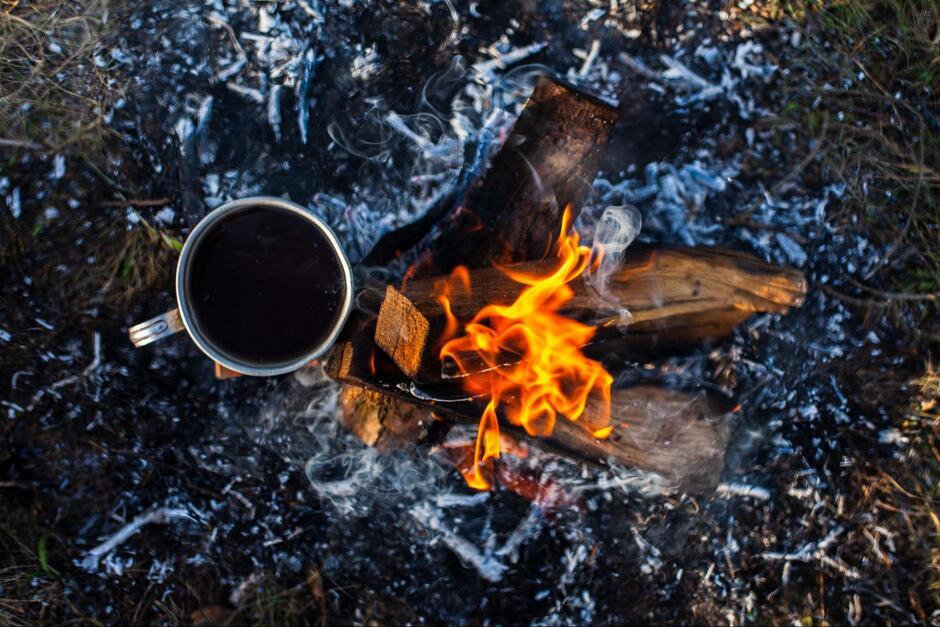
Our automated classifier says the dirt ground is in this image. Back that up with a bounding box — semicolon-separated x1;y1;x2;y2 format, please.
1;1;937;625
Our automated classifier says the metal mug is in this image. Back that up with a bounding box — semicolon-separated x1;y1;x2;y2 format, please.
128;196;354;376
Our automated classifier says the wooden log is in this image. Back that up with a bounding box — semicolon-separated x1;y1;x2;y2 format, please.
375;245;806;379
550;386;730;493
403;75;618;277
326;327;732;493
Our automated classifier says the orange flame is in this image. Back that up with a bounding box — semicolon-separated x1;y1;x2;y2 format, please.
435;266;471;347
439;207;613;489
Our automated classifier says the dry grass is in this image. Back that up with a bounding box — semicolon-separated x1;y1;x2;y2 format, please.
777;0;940;614
98;216;181;304
0;0;116;156
782;0;940;336
910;366;940;607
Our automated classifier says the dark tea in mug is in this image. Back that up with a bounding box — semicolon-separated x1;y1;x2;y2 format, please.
185;205;347;365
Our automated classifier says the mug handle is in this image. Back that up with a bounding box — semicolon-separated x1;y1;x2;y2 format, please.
129;309;185;347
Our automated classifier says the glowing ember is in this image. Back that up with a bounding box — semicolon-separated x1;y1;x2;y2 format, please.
438;207;613;489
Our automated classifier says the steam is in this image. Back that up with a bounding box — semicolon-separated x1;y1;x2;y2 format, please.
583;205;643;323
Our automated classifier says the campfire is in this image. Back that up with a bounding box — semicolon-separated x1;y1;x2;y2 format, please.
438;207;613;489
326;75;807;495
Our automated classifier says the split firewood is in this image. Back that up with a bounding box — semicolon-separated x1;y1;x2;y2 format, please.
375;284;429;378
375;245;806;380
327;329;733;493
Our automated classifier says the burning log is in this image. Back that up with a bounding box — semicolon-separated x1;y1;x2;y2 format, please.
326;329;733;493
375;245;806;380
466;77;619;265
378;75;618;275
548;386;730;493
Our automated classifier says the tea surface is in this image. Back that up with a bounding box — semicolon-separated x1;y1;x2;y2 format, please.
188;206;346;366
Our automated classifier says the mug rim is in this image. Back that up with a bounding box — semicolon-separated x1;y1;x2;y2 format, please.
175;196;354;377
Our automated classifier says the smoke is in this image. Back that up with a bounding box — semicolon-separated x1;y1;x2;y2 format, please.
583;205;643;323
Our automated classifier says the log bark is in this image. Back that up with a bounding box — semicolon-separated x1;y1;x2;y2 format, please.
375;245;806;379
326;327;732;493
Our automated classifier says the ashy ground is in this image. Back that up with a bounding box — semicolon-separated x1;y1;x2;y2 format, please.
0;1;937;625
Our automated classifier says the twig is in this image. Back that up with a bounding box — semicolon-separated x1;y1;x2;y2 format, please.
847;276;939;302
82;332;102;377
820;282;938;308
48;331;101;390
100;198;171;207
0;137;44;150
762;527;861;579
818;284;887;309
409;503;508;582
26;332;102;412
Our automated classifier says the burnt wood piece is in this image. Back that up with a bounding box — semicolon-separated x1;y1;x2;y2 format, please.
375;245;806;379
338;385;432;451
407;75;618;276
326;326;732;493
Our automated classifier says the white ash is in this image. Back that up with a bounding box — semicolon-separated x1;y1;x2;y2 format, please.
79;505;202;573
52;154;66;179
7;186;21;219
154;206;176;225
716;482;770;501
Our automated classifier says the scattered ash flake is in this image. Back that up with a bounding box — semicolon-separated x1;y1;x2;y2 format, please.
34;318;54;331
716;482;771;501
52;154;66;179
154;206;176;225
878;428;907;445
350;44;380;81
775;232;807;267
472;41;546;82
7;186;21;218
0;326;11;342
